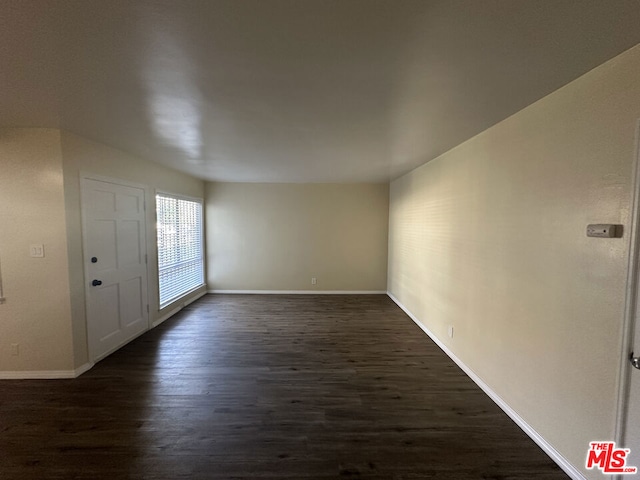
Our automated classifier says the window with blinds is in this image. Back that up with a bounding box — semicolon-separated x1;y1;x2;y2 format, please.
156;194;204;308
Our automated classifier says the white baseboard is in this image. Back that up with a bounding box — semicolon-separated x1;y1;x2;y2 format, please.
0;362;94;380
208;290;387;294
153;290;208;328
74;362;94;377
386;292;587;480
184;290;208;305
153;306;181;328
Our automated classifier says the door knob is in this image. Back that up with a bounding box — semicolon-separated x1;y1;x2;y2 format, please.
92;279;102;286
631;352;640;370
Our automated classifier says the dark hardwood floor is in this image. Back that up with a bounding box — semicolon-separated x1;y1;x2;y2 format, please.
0;294;568;479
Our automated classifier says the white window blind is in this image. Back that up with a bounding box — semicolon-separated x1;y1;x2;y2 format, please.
156;194;204;308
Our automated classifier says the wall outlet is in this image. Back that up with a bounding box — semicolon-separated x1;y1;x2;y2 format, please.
311;277;317;285
447;326;454;338
10;343;19;356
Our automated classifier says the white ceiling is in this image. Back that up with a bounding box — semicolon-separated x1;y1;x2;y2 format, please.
1;1;639;183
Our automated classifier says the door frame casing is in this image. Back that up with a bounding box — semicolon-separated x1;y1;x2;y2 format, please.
615;120;640;468
79;173;151;363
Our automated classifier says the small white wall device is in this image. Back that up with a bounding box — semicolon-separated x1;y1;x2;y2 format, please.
586;224;621;238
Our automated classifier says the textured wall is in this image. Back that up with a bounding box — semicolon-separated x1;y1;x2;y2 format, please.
0;129;74;372
61;131;206;368
388;45;640;478
206;182;389;291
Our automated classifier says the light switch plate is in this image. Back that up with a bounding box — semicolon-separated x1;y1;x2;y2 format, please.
29;244;44;257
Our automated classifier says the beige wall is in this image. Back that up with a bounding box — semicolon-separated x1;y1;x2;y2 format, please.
61;132;206;368
388;44;640;478
0;129;206;374
0;129;75;372
206;182;388;291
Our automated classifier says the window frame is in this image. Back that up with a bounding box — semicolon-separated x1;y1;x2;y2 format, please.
155;191;205;309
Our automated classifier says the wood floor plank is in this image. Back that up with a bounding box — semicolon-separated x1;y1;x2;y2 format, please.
0;294;569;479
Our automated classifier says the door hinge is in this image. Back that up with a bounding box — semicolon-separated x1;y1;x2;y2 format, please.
145;254;148;264
146;304;149;313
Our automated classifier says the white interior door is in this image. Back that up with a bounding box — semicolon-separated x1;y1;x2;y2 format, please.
621;123;640;478
81;177;149;362
623;321;640;475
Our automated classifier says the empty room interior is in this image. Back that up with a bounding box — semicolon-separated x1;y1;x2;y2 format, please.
2;1;640;479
